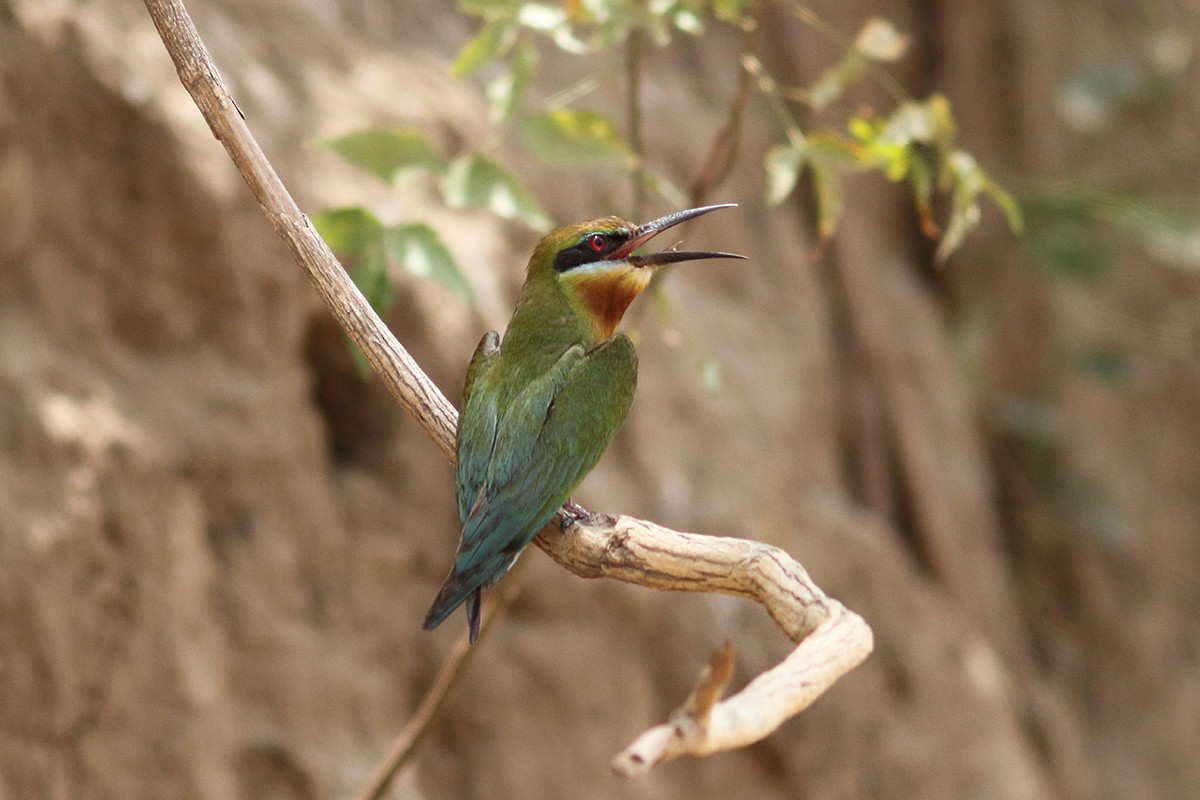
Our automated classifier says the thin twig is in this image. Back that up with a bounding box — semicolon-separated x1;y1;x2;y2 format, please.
142;0;873;780
626;16;646;220
689;1;764;206
354;587;516;800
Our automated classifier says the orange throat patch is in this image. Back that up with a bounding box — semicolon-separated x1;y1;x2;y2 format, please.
563;264;652;341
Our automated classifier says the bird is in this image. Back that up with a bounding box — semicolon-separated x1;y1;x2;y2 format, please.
423;203;744;643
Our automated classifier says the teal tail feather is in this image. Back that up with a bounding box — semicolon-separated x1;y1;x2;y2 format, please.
423;580;483;644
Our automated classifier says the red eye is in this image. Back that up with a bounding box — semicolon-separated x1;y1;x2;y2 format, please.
586;233;607;252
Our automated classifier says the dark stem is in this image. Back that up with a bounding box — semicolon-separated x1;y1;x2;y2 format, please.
627;20;646;220
689;1;764;205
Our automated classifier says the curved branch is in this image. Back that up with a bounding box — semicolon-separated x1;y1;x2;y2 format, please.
142;0;873;777
542;514;872;774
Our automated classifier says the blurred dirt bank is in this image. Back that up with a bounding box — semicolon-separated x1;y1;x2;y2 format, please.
1;1;1198;798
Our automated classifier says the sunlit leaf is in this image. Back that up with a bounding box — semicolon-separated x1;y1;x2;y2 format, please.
766;134;859;232
311;206;384;255
854;17;909;62
764;143;805;207
807;131;866;169
486;40;538;122
457;0;519;15
451;20;517;77
439;154;553;231
320;129;441;183
385;223;474;301
551;24;589;54
712;0;752;23
925;93;957;159
521;109;637;168
807;51;866;111
850;112;910;178
517;2;568;31
698;359;723;393
935;151;984;261
936;200;980;262
878;101;936;146
981;175;1025;234
673;8;705;35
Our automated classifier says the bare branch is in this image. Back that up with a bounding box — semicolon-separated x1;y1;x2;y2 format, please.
142;0;456;461
141;0;873;779
542;514;873;774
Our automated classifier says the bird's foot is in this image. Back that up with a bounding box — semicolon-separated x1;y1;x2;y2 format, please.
560;498;590;531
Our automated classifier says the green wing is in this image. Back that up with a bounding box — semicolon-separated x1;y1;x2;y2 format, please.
455;330;500;521
430;334;637;625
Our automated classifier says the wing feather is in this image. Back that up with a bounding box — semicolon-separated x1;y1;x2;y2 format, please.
435;335;637;614
454;331;500;520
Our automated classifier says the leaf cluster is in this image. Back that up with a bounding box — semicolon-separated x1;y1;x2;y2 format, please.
317;2;1026;333
312;128;555;329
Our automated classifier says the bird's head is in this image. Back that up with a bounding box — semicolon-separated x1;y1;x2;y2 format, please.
528;204;745;342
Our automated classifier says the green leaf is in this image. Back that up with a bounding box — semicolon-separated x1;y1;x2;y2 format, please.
807;51;867;111
807;131;866;169
451;20;516;77
311;206;384;255
849;112;908;179
352;247;393;315
807;133;863;236
925;93;957;161
766;134;859;233
764;143;805;207
385;223;474;301
935;152;984;262
981;175;1025;234
521;109;637;168
878;101;937;146
457;0;519;16
712;0;752;23
486;40;538;122
673;7;705;35
439;154;552;231
320;129;441;183
936;201;981;262
698;359;723;393
810;160;847;239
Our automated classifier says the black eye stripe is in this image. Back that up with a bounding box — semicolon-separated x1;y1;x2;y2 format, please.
553;231;630;272
553;245;589;272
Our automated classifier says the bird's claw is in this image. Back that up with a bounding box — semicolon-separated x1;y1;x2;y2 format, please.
560;498;590;531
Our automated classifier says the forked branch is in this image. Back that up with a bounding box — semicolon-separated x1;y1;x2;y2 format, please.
142;0;873;777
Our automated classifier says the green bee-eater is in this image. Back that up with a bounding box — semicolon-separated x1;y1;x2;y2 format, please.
423;204;743;643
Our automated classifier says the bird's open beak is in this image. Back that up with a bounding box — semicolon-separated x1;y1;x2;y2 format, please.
615;203;747;268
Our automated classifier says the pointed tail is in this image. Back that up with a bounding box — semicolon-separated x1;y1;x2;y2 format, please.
423;579;483;643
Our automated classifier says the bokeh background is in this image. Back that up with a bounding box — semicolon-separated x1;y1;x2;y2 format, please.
2;1;1199;798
